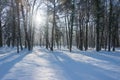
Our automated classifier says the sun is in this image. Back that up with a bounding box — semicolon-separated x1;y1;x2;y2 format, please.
35;13;42;24
33;10;46;28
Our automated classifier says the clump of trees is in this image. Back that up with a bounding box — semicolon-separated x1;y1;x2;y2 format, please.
44;0;120;52
0;0;120;52
0;0;40;52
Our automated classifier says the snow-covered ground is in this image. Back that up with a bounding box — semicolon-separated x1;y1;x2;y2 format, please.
0;47;120;80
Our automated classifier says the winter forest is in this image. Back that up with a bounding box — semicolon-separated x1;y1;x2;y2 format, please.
0;0;120;80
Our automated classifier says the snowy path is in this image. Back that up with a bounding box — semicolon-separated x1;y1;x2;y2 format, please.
0;47;120;80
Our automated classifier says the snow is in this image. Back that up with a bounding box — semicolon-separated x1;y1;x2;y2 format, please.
0;47;120;80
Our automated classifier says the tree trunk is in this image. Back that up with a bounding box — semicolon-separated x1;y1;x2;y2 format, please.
108;0;112;51
46;6;49;49
16;2;23;51
11;0;16;47
69;1;75;52
50;0;55;51
0;18;3;47
95;0;100;51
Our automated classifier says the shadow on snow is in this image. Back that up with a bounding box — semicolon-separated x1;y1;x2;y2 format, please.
38;48;119;80
0;49;31;80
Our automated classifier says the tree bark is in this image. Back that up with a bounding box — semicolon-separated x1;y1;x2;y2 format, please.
95;0;100;51
108;0;112;51
0;18;3;47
